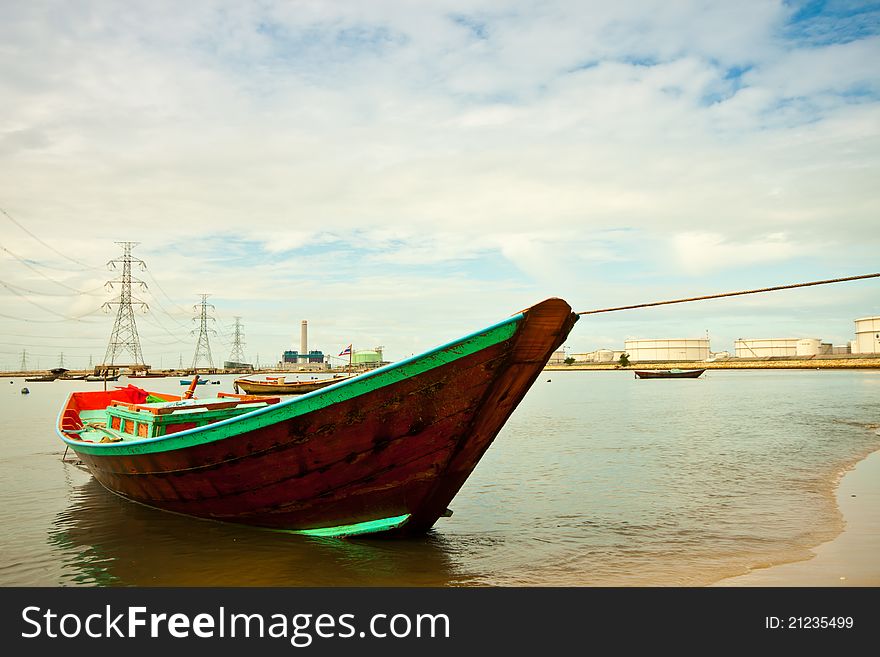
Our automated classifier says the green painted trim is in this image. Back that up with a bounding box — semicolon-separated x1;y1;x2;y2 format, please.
61;313;522;456
277;513;411;537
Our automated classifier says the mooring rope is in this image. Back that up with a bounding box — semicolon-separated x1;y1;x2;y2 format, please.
577;273;880;316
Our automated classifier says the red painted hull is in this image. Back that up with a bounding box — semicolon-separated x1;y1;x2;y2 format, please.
64;299;578;535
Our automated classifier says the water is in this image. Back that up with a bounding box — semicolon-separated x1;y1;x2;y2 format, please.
1;370;878;586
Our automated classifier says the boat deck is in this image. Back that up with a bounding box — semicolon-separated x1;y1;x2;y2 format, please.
65;394;280;443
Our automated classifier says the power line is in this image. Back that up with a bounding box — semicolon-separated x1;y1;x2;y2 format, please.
0;243;100;293
0;279;104;320
143;269;194;318
0;206;103;271
0;279;104;297
139;314;191;344
0;310;102;324
0;332;105;340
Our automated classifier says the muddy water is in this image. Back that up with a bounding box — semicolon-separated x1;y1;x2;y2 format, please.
1;370;878;586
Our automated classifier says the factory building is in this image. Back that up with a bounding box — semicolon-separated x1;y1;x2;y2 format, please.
623;339;710;362
734;338;831;358
281;320;327;369
282;350;326;364
853;316;880;354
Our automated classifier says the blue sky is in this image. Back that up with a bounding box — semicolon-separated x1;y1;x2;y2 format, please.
0;1;878;369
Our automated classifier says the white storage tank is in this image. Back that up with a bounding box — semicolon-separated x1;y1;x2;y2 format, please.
853;316;880;354
548;349;567;364
623;339;709;362
595;349;614;362
796;338;822;356
735;338;798;358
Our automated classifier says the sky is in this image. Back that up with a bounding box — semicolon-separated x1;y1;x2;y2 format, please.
1;0;878;369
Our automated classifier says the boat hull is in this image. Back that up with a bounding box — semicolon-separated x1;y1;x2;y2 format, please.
634;369;705;379
234;376;352;395
59;299;578;536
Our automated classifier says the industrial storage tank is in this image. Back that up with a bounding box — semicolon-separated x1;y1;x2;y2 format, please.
853;316;880;354
595;349;614;362
734;338;798;358
352;347;385;368
796;338;822;356
548;350;567;364
623;339;709;362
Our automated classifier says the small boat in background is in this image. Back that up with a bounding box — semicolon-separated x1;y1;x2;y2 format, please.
85;374;120;382
26;367;69;382
233;374;354;396
24;374;58;382
179;379;209;386
634;369;705;379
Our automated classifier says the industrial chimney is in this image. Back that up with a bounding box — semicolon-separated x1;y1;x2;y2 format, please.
300;320;308;364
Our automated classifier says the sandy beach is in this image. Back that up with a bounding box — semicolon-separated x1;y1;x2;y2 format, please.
716;445;880;586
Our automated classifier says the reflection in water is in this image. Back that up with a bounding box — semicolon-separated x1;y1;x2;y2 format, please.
49;476;471;587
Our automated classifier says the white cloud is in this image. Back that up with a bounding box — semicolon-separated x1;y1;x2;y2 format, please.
0;1;878;367
670;232;814;275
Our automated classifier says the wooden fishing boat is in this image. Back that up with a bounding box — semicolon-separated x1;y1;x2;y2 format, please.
56;298;578;537
84;374;120;382
179;378;209;385
234;374;354;396
634;368;705;379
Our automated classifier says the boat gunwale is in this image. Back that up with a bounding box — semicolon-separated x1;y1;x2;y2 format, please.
57;311;525;455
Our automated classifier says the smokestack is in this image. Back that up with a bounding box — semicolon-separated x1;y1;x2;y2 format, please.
300;320;308;363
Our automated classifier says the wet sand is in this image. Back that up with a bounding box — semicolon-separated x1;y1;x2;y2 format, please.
716;446;880;586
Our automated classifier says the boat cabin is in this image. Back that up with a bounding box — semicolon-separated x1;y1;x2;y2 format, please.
60;386;279;443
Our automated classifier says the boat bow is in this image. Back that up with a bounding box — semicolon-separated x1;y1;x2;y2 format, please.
57;298;578;536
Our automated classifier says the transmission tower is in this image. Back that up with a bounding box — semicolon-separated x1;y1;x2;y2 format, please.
102;242;148;366
228;316;247;364
191;294;216;369
20;349;27;371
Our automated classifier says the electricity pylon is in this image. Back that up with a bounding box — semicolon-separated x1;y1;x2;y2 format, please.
228;316;247;364
191;294;216;370
102;242;147;366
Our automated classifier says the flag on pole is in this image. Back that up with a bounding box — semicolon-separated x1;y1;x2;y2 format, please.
339;344;352;356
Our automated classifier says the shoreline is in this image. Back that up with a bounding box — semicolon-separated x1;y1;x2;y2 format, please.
714;445;880;586
546;358;880;371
